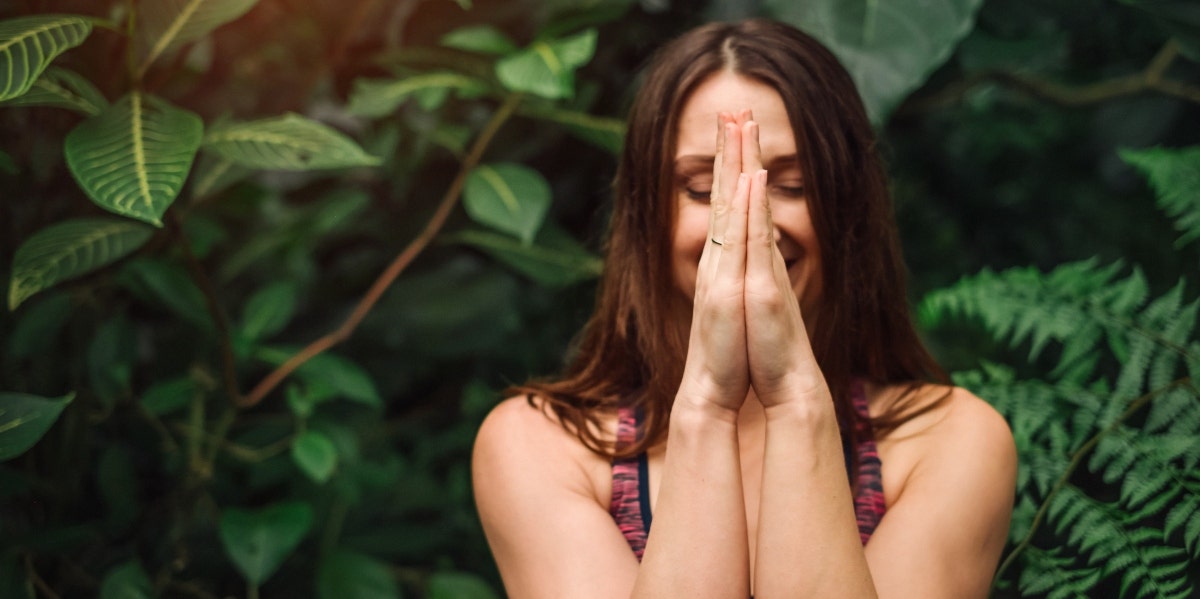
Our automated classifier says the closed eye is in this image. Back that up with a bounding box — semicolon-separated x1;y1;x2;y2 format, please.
771;184;806;199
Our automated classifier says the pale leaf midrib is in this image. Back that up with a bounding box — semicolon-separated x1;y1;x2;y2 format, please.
143;0;205;70
130;93;154;214
478;166;520;213
532;42;563;77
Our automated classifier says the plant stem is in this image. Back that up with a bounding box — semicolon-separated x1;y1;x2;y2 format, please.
239;92;524;408
991;376;1193;586
170;212;244;406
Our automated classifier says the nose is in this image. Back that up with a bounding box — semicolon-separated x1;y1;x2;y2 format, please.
772;219;782;244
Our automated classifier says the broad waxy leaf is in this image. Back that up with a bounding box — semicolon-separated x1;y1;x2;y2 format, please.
0;14;93;101
348;73;489;117
0;392;74;461
137;0;260;73
64;93;203;226
203;113;381;170
449;228;602;287
291;430;337;483
0;66;107;115
495;28;598;99
99;560;155;599
1121;146;1200;247
9;218;154;310
316;549;400;599
463;163;551;244
219;501;313;585
240;280;299;342
765;0;984;124
440;25;518;55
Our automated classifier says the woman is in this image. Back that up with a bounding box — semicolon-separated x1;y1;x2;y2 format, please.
472;18;1016;598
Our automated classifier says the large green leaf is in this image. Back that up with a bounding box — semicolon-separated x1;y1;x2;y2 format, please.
1121;146;1200;248
765;0;984;124
0;14;93;102
64;93;203;226
257;347;383;408
441;25;518;55
463;163;551;244
8;218;154;310
0;392;74;462
218;501;313;585
137;0;259;73
291;430;337;483
0;66;107;115
448;227;602;287
240;280;299;342
203;113;380;170
348;73;489;117
99;559;155;599
316;549;400;599
495;28;598;99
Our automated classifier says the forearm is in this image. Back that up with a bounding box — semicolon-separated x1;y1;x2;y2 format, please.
753;400;877;598
632;400;751;598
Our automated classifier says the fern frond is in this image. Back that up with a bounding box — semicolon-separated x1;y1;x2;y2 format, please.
1120;146;1200;249
1163;473;1200;559
1018;547;1099;599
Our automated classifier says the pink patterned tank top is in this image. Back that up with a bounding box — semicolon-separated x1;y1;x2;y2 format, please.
608;381;886;560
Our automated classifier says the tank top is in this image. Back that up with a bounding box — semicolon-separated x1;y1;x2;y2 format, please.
608;381;886;560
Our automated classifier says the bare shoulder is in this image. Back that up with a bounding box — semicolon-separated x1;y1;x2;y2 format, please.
472;395;612;501
876;384;1014;453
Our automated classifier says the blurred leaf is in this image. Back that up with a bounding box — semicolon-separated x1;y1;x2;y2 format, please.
0;14;93;101
99;559;155;599
140;376;198;416
88;317;136;407
426;571;498;599
218;501;313;586
120;258;211;329
241;281;299;342
98;446;138;532
317;549;401;599
64;93;203;226
765;0;984;123
495;28;598;99
957;31;1069;73
349;73;490;117
448;225;602;286
440;25;518;55
1120;0;1200;61
8;218;154;310
463;163;552;244
1120;146;1200;248
517;103;623;153
258;347;383;408
0;66;107;115
0;392;74;462
191;153;252;201
7;291;72;358
0;552;33;599
0;149;15;174
137;0;260;72
291;430;338;483
203;113;380;170
460;379;497;419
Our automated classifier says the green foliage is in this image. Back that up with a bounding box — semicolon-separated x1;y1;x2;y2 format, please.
0;66;106;115
0;392;74;461
316;549;401;599
99;560;156;599
218;501;314;585
203;113;382;170
463;163;552;244
1121;146;1200;247
136;0;260;73
8;218;154;309
64;93;204;226
0;14;92;101
764;0;983;123
495;28;598;99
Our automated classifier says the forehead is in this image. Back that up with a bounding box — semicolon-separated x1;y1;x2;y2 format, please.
675;71;797;160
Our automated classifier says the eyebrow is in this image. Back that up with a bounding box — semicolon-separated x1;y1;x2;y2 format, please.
674;154;802;171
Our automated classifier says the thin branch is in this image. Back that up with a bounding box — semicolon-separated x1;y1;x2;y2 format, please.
899;41;1200;116
169;212;243;405
991;376;1194;585
25;554;61;599
239;92;524;408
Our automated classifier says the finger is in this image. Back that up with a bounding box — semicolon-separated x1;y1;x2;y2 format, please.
742;120;763;173
708;112;730;239
713;121;741;245
716;171;751;289
746;169;778;289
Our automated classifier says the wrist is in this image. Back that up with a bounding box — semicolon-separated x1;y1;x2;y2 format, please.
671;393;742;426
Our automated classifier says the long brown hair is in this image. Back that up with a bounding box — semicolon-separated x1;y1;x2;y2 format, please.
512;18;947;458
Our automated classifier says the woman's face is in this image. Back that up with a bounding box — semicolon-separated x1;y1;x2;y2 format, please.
670;71;823;314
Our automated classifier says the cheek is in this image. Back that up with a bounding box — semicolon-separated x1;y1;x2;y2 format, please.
671;205;710;293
